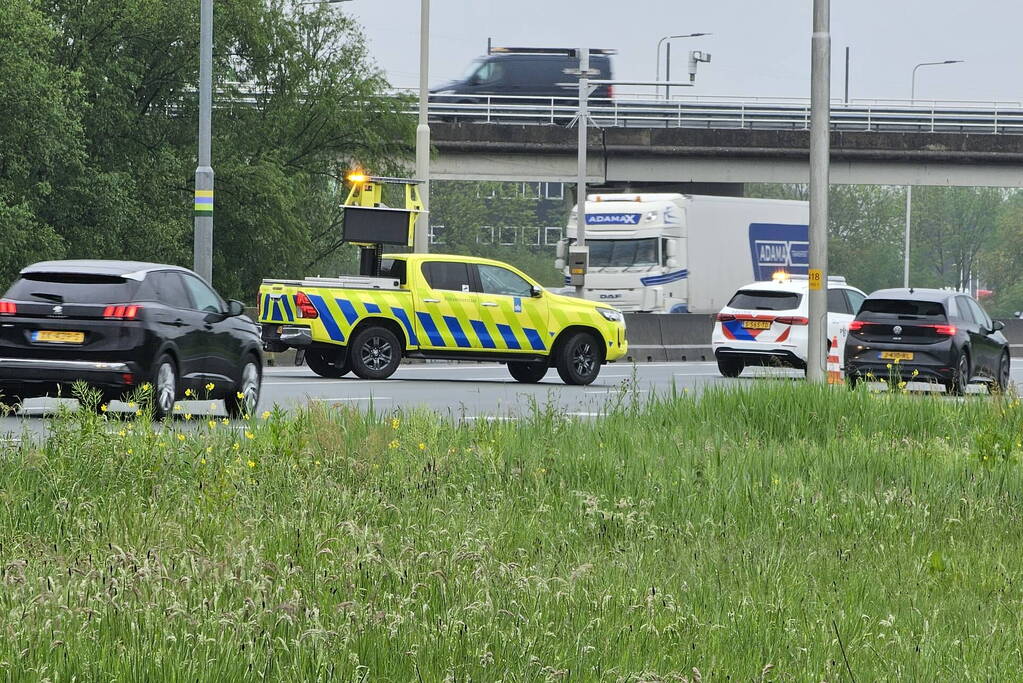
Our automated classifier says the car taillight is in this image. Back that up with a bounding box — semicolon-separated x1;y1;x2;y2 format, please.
0;300;15;315
925;323;957;336
776;316;808;325
103;304;142;320
848;320;867;332
294;291;318;319
716;313;735;322
607;84;614;99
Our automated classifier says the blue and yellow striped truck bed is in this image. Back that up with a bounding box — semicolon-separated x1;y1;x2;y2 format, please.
258;254;627;384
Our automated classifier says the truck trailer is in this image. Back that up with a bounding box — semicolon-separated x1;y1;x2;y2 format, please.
557;193;810;314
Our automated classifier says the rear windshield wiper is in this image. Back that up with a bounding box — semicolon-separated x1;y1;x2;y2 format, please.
31;292;65;303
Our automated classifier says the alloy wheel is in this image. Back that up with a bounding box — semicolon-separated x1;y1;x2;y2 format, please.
239;362;260;414
572;341;596;376
361;336;392;371
156;362;175;414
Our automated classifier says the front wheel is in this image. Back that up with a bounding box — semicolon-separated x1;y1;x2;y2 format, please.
305;348;350;378
349;326;402;380
945;351;970;396
508;361;548;383
151;354;178;420
996;350;1011;393
555;332;602;385
717;358;744;378
227;357;262;419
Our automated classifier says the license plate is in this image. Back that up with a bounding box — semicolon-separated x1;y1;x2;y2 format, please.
33;330;85;344
742;320;772;330
879;351;913;361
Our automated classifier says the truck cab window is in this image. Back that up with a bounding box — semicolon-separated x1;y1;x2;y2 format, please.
422;261;472;292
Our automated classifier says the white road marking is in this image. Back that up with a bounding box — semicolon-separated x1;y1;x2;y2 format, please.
310;397;392;403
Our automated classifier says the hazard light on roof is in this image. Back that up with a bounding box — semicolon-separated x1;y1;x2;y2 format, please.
772;270;789;282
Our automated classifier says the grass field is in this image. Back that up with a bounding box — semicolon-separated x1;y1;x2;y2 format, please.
2;383;1023;680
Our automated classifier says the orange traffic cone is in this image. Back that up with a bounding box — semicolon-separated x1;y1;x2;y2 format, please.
827;335;843;385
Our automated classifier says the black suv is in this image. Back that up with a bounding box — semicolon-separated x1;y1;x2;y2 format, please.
845;288;1009;394
0;260;263;417
431;47;613;117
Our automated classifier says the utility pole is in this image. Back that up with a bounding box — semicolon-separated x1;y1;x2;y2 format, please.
807;0;830;383
193;0;214;283
574;46;589;297
413;0;431;252
844;46;849;103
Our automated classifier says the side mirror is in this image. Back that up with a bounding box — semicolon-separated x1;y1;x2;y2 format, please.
1015;311;1022;319
227;299;245;317
993;320;1005;332
530;285;543;298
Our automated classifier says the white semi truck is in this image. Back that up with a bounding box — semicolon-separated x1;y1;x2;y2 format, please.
556;193;810;314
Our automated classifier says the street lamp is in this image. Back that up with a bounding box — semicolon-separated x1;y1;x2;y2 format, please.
903;59;964;287
655;33;710;98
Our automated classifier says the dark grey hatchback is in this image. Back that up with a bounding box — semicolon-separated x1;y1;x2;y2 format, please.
0;260;263;417
845;288;1010;394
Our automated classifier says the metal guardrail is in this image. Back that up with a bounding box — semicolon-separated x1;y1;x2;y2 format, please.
415;92;1023;134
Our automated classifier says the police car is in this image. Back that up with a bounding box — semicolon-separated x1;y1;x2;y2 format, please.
711;272;866;377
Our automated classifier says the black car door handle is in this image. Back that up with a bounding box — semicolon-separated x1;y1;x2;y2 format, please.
204;323;213;330
161;318;185;327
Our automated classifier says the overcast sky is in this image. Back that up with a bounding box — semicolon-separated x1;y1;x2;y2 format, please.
345;0;1019;104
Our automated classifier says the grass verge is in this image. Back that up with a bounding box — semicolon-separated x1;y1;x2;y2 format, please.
1;382;1022;680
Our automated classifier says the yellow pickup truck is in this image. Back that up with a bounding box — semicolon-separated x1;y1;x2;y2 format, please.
258;253;627;385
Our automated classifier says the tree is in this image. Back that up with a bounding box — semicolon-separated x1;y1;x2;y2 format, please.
0;0;81;286
1;0;413;300
429;181;564;286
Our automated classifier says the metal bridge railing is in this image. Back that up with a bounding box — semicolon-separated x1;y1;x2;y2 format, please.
410;91;1023;135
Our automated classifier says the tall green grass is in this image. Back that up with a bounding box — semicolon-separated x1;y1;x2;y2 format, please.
1;383;1022;680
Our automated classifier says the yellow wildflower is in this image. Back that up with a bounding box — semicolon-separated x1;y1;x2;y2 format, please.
127;448;133;455
141;383;151;391
314;460;321;466
388;440;399;449
261;411;271;420
247;459;255;468
184;389;193;397
100;404;109;413
206;446;212;454
418;442;426;451
208;420;216;429
886;363;892;370
177;434;186;442
245;431;254;440
184;413;193;421
232;442;240;451
205;382;215;392
391;418;400;430
118;429;126;438
236;391;245;400
200;458;206;465
221;418;229;425
912;369;919;377
135;409;142;416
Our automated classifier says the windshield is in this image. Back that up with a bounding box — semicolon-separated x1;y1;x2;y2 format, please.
859;298;946;320
462;59;485;80
728;290;801;311
5;273;140;304
588;238;658;268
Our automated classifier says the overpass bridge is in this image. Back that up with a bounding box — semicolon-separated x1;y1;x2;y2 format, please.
423;95;1023;188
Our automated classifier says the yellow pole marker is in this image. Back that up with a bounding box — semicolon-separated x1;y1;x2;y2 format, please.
808;268;823;291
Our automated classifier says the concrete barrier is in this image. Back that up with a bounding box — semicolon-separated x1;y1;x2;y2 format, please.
621;314;1023;364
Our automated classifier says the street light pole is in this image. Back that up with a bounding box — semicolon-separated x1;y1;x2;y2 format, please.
413;0;431;253
655;33;709;98
193;0;214;283
806;0;830;384
904;59;963;287
575;46;589;298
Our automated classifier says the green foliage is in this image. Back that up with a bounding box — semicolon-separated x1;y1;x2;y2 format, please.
4;384;1023;677
0;0;413;300
430;181;564;286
